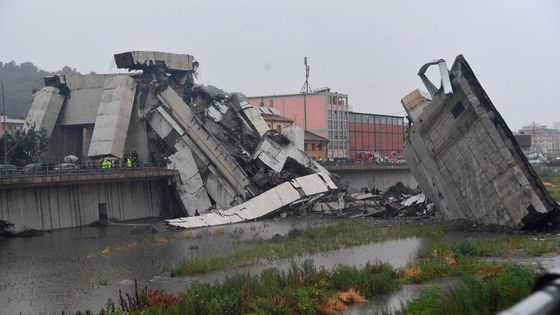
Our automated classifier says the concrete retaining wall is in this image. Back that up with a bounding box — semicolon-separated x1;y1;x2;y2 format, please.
333;168;417;193
0;180;167;231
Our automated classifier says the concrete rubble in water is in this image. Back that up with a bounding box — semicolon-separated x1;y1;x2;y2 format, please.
401;55;559;229
25;51;340;228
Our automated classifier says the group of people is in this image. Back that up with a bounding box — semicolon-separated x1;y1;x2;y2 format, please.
101;158;133;169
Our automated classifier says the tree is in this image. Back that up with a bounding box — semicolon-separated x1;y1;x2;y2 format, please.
0;127;50;166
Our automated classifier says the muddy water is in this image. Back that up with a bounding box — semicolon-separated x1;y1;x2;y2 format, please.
0;218;507;314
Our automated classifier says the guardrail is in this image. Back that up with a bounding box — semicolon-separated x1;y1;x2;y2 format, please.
0;163;171;179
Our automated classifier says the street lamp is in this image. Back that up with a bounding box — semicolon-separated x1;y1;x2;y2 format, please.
0;78;6;168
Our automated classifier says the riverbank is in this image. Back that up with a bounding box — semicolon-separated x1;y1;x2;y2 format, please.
85;220;557;314
2;217;558;314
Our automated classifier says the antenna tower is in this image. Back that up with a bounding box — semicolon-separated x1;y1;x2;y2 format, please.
300;57;311;93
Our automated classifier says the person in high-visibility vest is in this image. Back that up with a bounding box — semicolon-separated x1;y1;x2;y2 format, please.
102;159;112;169
127;158;132;168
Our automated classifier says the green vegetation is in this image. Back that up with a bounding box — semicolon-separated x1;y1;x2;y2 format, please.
0;127;50;166
0;220;43;239
93;232;545;315
168;220;560;277
100;260;400;315
394;264;537;315
540;171;560;202
166;222;450;276
450;234;560;257
0;61;81;118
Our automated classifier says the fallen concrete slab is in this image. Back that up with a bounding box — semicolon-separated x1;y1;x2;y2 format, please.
402;55;559;229
167;172;337;229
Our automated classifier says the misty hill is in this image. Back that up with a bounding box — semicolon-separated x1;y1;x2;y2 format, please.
0;61;244;119
0;61;80;118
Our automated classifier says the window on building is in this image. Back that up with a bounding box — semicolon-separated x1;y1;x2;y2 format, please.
312;143;316;150
318;143;323;150
276;125;281;133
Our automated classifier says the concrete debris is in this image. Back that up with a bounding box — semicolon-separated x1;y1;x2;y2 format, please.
27;51;342;226
402;55;559;229
168;172;336;229
311;189;434;219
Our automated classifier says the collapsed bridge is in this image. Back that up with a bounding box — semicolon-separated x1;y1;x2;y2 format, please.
23;51;340;228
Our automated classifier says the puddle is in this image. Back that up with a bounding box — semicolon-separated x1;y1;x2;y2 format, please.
343;279;458;315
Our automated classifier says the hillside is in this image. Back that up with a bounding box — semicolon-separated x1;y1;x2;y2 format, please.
0;61;245;119
0;61;80;118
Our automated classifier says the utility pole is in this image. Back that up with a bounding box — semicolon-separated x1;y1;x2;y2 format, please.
300;57;311;130
0;78;6;168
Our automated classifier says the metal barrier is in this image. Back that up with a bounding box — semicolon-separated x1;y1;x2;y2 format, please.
0;163;171;179
499;269;560;315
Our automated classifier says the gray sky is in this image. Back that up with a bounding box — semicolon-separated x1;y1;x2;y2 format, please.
1;0;558;130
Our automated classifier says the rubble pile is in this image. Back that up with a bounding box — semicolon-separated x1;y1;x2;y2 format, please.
311;186;435;219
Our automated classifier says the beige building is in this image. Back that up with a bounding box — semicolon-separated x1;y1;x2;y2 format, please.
519;123;560;154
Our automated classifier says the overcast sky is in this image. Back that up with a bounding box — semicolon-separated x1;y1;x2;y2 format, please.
0;0;558;130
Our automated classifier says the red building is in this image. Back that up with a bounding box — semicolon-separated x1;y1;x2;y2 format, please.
348;112;405;159
247;88;349;158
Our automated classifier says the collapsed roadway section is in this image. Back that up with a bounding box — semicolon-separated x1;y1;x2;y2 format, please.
24;51;340;228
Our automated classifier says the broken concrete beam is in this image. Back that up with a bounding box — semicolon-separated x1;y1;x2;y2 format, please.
169;140;213;215
24;86;65;136
251;134;331;175
114;51;195;72
167;172;337;229
282;125;305;151
403;55;558;229
88;75;136;158
239;100;271;137
147;106;221;213
401;89;431;122
156;87;253;198
152;107;240;208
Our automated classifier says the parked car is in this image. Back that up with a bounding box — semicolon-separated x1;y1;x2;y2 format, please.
54;163;78;172
23;163;47;174
0;164;17;174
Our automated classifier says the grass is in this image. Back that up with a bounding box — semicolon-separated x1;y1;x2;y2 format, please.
76;220;558;315
99;260;401;315
540;171;560;202
167;220;560;277
392;264;538;315
450;234;560;257
93;236;543;315
166;221;450;276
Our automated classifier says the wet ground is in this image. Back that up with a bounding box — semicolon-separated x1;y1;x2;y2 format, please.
0;217;551;314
